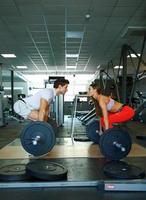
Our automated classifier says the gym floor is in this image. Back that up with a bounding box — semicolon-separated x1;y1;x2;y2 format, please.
0;116;146;199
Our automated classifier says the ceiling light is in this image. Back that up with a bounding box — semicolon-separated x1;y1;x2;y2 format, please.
66;66;77;69
127;53;141;58
1;54;16;58
16;66;28;69
85;14;91;19
66;31;83;38
114;66;123;69
66;54;79;58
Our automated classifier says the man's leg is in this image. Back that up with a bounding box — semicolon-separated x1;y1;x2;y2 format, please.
14;100;33;120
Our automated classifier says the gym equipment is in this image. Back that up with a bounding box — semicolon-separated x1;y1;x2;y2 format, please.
80;108;96;122
74;134;91;142
20;121;56;156
18;94;26;99
0;90;5;127
0;164;30;181
100;127;132;160
0;158;146;191
47;118;58;134
86;119;132;160
86;119;100;144
133;100;146;122
54;94;64;127
26;160;68;181
103;161;145;179
0;63;5;127
82;112;96;125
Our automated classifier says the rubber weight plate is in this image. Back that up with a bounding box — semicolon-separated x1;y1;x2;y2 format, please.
47;118;58;135
103;161;145;179
86;120;100;144
26;160;68;181
100;127;132;160
74;134;91;142
0;164;30;181
21;121;56;156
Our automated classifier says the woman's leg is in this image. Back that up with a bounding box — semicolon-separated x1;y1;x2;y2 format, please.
100;106;135;129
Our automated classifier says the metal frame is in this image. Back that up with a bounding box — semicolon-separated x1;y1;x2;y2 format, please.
100;36;146;105
129;34;146;105
0;179;146;191
70;94;89;142
99;63;120;101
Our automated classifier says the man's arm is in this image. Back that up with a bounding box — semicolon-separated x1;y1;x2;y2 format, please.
38;98;49;121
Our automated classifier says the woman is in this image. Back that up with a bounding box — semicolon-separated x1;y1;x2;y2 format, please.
88;82;135;131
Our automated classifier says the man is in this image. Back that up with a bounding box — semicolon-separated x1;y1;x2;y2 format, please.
14;78;69;121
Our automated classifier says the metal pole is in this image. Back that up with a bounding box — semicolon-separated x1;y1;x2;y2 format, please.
0;63;4;126
129;45;146;67
0;63;2;91
110;60;120;101
11;70;14;115
70;95;78;143
121;44;128;104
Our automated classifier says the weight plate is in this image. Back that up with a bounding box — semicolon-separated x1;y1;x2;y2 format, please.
103;161;145;179
47;118;58;134
26;160;68;181
74;134;91;142
21;121;56;156
100;127;132;160
86;120;100;144
0;164;30;181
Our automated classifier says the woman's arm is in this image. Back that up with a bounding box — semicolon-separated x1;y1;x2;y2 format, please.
99;99;109;130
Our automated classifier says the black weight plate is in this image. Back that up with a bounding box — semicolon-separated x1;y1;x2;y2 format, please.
21;121;56;156
100;127;132;160
26;160;68;181
47;118;58;134
0;164;30;181
103;161;145;179
74;134;91;142
86;120;100;144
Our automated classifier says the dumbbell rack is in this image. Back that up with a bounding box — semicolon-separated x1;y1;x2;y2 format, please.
70;94;89;142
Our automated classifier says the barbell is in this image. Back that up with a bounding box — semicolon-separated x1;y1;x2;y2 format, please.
86;120;132;160
20;119;132;160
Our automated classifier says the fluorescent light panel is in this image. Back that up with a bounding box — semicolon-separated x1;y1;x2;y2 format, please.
66;54;79;58
114;66;123;69
127;53;141;58
66;66;77;69
66;31;83;38
16;66;28;69
1;54;16;58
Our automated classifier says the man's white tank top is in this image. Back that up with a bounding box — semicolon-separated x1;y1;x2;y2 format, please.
24;88;55;110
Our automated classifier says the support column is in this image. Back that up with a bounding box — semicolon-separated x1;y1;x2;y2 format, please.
11;70;14;115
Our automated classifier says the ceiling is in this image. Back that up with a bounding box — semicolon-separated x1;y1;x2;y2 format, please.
0;0;146;77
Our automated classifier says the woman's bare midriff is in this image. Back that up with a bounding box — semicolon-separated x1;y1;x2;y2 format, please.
109;101;123;112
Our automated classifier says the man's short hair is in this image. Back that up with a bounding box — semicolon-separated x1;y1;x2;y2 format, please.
53;78;69;88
